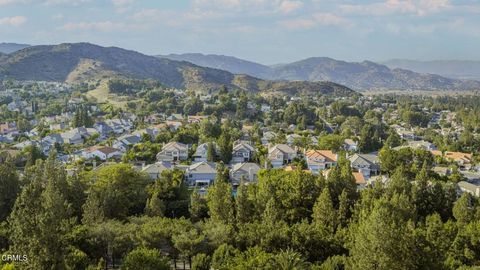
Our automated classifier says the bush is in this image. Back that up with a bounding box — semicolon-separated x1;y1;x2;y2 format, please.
191;253;211;270
122;248;171;270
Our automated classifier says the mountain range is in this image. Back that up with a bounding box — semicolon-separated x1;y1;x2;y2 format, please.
161;54;480;91
384;59;480;81
0;43;355;97
0;43;31;54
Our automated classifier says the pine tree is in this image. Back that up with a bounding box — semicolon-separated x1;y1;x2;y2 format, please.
0;159;20;221
145;192;165;217
206;181;234;224
312;188;337;233
9;158;74;269
235;183;254;224
218;129;233;164
207;142;216;162
82;193;105;225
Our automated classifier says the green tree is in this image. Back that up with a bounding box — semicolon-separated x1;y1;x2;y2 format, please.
122;248;171;270
312;188;337;233
453;193;475;225
218;128;233;164
206;181;234;224
0;160;20;221
9;158;74;269
88;163;149;219
192;253;211;270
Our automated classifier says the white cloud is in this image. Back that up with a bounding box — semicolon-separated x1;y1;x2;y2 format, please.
0;15;27;26
43;0;91;5
60;21;127;32
278;0;304;14
192;0;303;15
280;12;350;30
340;0;451;16
0;0;29;5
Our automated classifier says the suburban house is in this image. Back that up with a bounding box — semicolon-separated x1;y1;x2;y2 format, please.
113;134;142;152
344;139;358;152
457;181;480;197
268;144;297;168
188;115;208;124
193;142;218;162
61;130;84;145
286;134;302;146
156;142;189;162
185;161;217;186
0;122;18;135
167;114;184;121
141;161;173;180
305;150;338;174
82;146;122;161
261;131;277;145
394;140;437;151
349;153;380;179
353;171;367;190
231;142;256;164
230;162;261;184
444;151;472;170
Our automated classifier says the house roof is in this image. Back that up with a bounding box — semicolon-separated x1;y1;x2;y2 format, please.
349;154;379;166
444;151;472;162
305;150;337;162
142;162;172;174
162;141;188;151
353;172;366;185
231;162;260;174
94;146;121;155
344;139;357;145
233;142;255;152
269;144;296;155
188;162;216;174
284;165;311;173
458;181;480;193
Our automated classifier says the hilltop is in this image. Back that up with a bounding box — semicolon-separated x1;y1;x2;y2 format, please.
0;43;357;97
160;54;480;91
0;43;31;54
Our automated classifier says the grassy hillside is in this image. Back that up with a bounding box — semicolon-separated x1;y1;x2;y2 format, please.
0;43;357;97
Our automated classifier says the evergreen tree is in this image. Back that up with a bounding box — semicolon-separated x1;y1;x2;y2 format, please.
218;128;233;164
0;159;20;221
312;188;337;233
207;141;216;162
9;158;74;269
206;181;234;224
145;192;165;217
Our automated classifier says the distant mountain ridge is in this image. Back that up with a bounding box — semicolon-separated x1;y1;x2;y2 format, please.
384;59;480;81
160;54;480;91
0;43;356;97
0;43;31;54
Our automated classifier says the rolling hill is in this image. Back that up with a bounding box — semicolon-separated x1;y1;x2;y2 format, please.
0;43;357;97
159;54;480;91
384;59;480;81
0;43;30;54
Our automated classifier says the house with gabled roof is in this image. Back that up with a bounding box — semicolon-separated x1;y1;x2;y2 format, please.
348;153;380;179
268;144;297;168
156;142;189;162
82;146;122;161
305;150;338;174
193;142;218;162
141;161;173;180
230;162;260;184
231;141;256;164
185;161;217;186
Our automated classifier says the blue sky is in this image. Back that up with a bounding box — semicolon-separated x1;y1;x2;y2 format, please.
0;0;479;64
